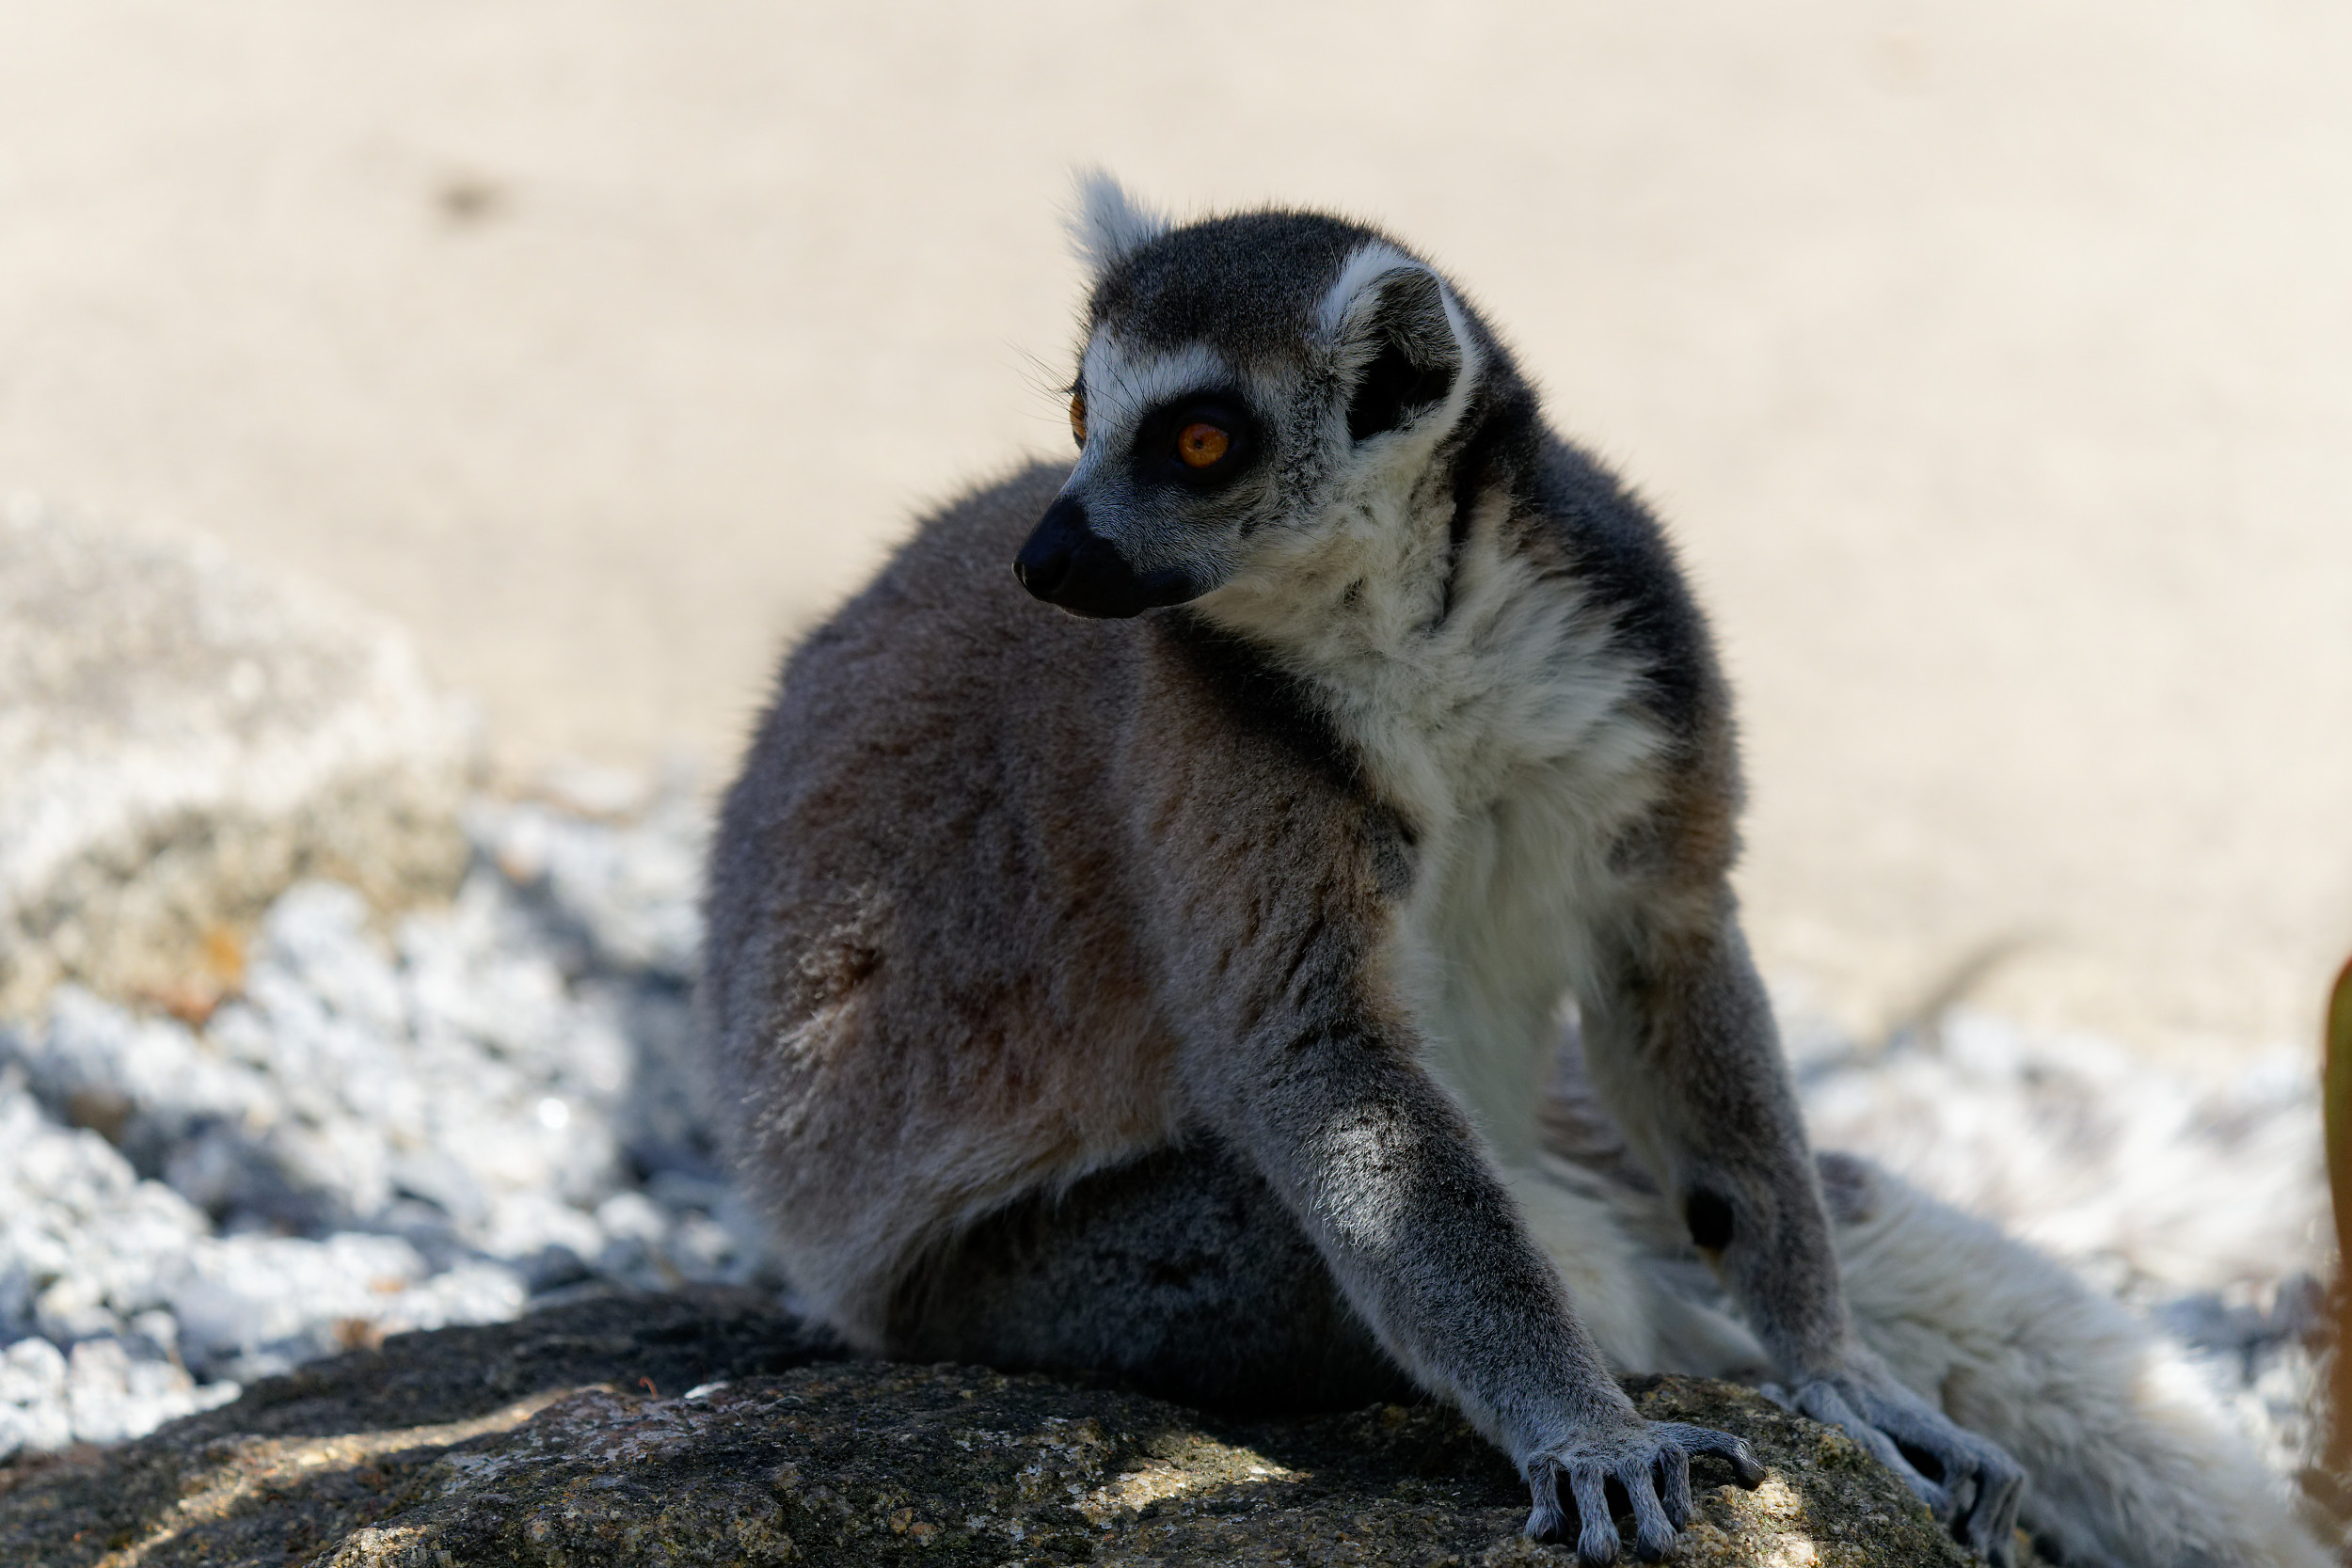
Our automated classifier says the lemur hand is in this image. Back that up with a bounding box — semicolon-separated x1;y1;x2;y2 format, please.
1764;1355;2025;1565
1522;1414;1765;1565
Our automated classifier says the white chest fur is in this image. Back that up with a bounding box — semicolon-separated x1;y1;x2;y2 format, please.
1405;768;1642;1164
1206;493;1669;1165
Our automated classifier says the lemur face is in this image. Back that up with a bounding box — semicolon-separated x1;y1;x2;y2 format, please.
1013;211;1480;621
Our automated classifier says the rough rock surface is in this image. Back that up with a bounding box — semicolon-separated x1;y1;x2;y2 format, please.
0;497;473;1017
0;1291;2004;1568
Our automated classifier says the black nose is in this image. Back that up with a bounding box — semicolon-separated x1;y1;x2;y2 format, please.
1012;499;1082;599
1012;497;1195;619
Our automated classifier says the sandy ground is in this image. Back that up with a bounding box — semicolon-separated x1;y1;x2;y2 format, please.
1;2;2346;1061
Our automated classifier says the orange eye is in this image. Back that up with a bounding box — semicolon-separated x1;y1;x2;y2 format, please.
1176;422;1230;468
1069;393;1087;448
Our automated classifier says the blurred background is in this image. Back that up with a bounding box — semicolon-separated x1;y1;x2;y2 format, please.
4;0;2348;1062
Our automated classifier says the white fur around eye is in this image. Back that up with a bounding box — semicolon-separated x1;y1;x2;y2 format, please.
1077;338;1230;436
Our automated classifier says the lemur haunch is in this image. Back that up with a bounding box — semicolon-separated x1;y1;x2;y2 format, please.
703;180;2328;1568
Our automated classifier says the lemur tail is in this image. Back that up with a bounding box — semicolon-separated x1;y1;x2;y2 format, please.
1812;1152;2332;1568
1536;1027;2330;1567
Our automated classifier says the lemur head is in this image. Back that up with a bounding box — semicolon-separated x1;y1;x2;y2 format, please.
1013;175;1502;621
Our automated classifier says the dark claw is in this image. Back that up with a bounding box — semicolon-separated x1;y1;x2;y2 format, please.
1665;1422;1765;1489
1869;1396;2025;1559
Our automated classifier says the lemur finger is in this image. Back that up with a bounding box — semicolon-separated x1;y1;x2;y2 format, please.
1864;1400;2027;1560
1858;1402;2025;1565
1654;1443;1693;1529
1958;1448;2026;1567
1661;1422;1765;1489
1522;1458;1569;1544
1944;1465;1980;1527
1570;1466;1619;1567
1621;1465;1677;1562
1971;1513;2018;1568
1953;1497;2006;1567
1863;1393;1986;1495
1790;1382;1861;1431
1795;1387;1951;1518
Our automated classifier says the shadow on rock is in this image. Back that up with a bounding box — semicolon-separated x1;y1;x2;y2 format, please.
0;1290;2003;1567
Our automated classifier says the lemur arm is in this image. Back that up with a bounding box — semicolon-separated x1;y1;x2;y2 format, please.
1573;895;2025;1562
1125;701;1758;1565
1176;901;1762;1564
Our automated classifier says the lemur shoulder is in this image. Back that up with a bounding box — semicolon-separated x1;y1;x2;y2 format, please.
700;178;2329;1568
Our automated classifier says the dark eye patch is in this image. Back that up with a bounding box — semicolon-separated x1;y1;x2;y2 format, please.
1129;389;1261;492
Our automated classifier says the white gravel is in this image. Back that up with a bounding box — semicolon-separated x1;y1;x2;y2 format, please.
0;782;770;1459
0;786;2328;1476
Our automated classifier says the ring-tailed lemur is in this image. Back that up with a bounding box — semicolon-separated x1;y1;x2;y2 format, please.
700;177;2328;1568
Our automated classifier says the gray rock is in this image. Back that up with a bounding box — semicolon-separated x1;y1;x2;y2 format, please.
57;1336;237;1448
0;1339;72;1459
161;1233;526;1383
0;495;474;1019
0;1317;235;1463
0;1291;2007;1567
0;1069;215;1348
465;788;706;983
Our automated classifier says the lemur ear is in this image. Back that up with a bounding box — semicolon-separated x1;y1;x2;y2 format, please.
1067;170;1170;279
1322;251;1466;442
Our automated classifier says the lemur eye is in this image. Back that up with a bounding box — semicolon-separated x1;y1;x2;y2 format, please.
1069;393;1087;449
1175;422;1230;468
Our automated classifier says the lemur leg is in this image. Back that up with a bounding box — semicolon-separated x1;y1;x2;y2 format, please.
885;1141;1416;1415
1574;905;2025;1561
1819;1153;2333;1568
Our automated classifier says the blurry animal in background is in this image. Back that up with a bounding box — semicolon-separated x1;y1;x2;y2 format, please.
699;177;2328;1568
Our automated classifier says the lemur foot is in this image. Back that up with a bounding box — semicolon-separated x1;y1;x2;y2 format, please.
1524;1419;1765;1565
1762;1371;2025;1566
